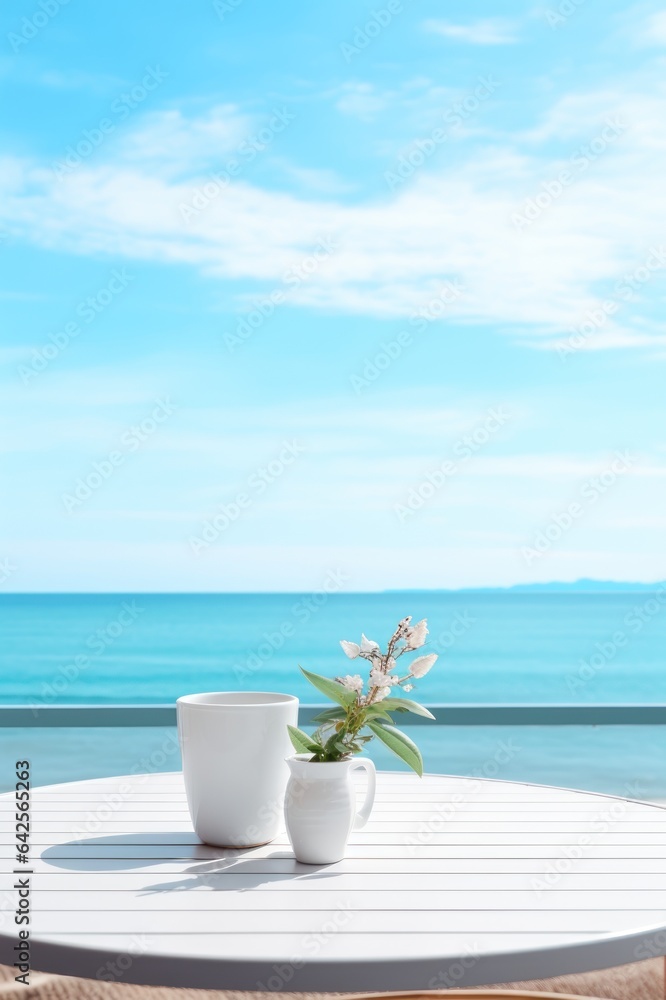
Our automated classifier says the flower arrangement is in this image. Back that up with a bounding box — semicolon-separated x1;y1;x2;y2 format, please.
287;616;437;776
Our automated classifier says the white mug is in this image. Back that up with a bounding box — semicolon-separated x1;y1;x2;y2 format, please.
177;692;299;847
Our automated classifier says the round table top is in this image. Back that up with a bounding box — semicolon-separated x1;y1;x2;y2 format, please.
2;770;666;991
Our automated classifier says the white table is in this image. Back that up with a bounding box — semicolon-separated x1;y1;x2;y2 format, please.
2;771;666;991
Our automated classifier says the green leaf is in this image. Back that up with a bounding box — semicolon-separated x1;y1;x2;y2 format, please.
364;705;393;722
311;706;348;724
287;725;321;754
323;729;344;752
300;667;358;707
381;697;436;720
367;721;424;776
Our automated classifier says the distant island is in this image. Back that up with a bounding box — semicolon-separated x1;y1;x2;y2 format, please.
387;579;666;594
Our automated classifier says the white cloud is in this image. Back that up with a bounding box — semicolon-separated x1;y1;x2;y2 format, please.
335;82;390;120
520;90;629;143
329;78;467;135
634;10;666;45
424;18;519;45
116;104;253;177
38;69;126;92
269;160;355;194
2;79;666;352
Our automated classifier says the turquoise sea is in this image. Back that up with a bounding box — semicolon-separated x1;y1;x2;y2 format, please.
3;591;666;704
2;592;666;795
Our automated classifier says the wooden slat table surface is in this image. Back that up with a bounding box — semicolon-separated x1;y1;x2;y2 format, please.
2;771;666;991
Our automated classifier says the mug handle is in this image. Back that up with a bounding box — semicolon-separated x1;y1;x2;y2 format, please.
350;758;376;829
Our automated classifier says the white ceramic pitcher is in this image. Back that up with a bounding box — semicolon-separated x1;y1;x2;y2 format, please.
284;754;376;864
177;692;298;847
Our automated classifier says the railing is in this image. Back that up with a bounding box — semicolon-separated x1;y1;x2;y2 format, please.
2;704;665;726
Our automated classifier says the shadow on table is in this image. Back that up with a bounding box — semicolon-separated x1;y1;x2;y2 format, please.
41;834;341;893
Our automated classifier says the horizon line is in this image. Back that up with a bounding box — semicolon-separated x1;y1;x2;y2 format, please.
1;579;665;596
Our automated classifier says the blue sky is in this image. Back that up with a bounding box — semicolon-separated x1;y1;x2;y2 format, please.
1;0;666;591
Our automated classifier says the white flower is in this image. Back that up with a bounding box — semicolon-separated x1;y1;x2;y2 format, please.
409;653;438;678
340;639;360;659
370;668;400;688
360;633;380;653
340;674;364;693
372;685;392;703
405;618;428;649
369;668;384;688
395;615;412;636
403;683;414;692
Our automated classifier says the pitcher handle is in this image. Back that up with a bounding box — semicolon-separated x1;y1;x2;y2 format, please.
350;758;376;829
